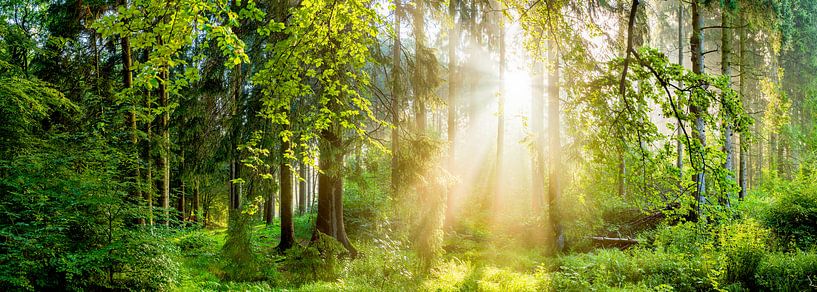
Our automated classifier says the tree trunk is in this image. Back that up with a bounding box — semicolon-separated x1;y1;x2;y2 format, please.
676;0;684;193
299;162;307;215
278;134;295;251
690;0;706;220
531;56;545;213
493;10;506;210
738;9;748;200
193;177;200;223
721;4;734;207
178;181;186;222
444;0;459;228
145;87;154;226
119;0;143;225
157;38;170;227
313;128;356;256
229;63;243;212
413;0;427;132
391;10;400;195
547;38;563;253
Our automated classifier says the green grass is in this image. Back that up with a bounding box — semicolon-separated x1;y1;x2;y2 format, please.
169;212;817;291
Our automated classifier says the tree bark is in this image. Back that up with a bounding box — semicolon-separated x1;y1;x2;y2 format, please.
493;9;506;210
178;181;186;222
193;177;200;223
278;133;295;251
313;128;356;256
157;38;170;227
738;7;748;200
413;0;427;132
721;3;734;207
390;0;403;201
531;56;545;213
299;162;307;215
676;1;684;192
444;0;459;228
547;38;563;253
229;63;243;212
690;0;707;220
119;0;143;225
145;85;154;226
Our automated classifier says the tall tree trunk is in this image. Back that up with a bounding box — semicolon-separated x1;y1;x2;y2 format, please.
531;56;545;213
690;0;707;220
444;0;458;228
391;0;402;198
676;0;684;192
119;2;144;224
229;63;243;212
413;0;427;132
547;38;563;253
193;177;200;223
157;38;170;227
146;92;154;226
738;8;748;200
493;9;506;210
299;162;307;215
278;129;295;251
178;181;186;222
313;128;356;256
306;164;313;212
721;3;734;207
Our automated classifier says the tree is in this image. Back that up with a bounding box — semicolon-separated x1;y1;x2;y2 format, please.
492;0;506;210
392;0;403;196
547;36;563;252
255;0;383;255
689;0;707;220
721;0;735;205
444;0;458;227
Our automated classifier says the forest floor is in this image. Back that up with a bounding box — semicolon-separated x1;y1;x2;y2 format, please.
167;189;817;291
170;215;563;291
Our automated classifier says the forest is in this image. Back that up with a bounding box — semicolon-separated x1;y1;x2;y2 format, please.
2;0;817;290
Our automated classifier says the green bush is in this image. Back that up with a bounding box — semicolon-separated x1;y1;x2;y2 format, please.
339;239;419;289
755;252;817;291
718;219;771;288
551;248;715;291
279;232;346;286
111;235;181;291
649;222;705;254
763;186;817;250
178;231;219;255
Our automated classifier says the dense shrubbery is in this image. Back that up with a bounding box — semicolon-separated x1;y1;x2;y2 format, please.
0;133;181;291
755;252;817;291
762;181;817;249
178;230;219;255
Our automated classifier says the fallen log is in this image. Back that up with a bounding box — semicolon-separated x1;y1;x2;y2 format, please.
589;236;640;249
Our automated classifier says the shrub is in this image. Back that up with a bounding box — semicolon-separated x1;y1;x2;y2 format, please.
178;231;219;255
755;252;817;291
551;248;714;291
279;232;346;286
763;186;817;250
718;219;771;288
649;222;705;254
340;238;418;289
111;235;181;291
421;258;477;291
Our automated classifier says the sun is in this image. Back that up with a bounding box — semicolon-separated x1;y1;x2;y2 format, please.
503;64;533;116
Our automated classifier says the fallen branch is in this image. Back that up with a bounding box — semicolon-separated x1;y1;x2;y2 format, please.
589;236;640;249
